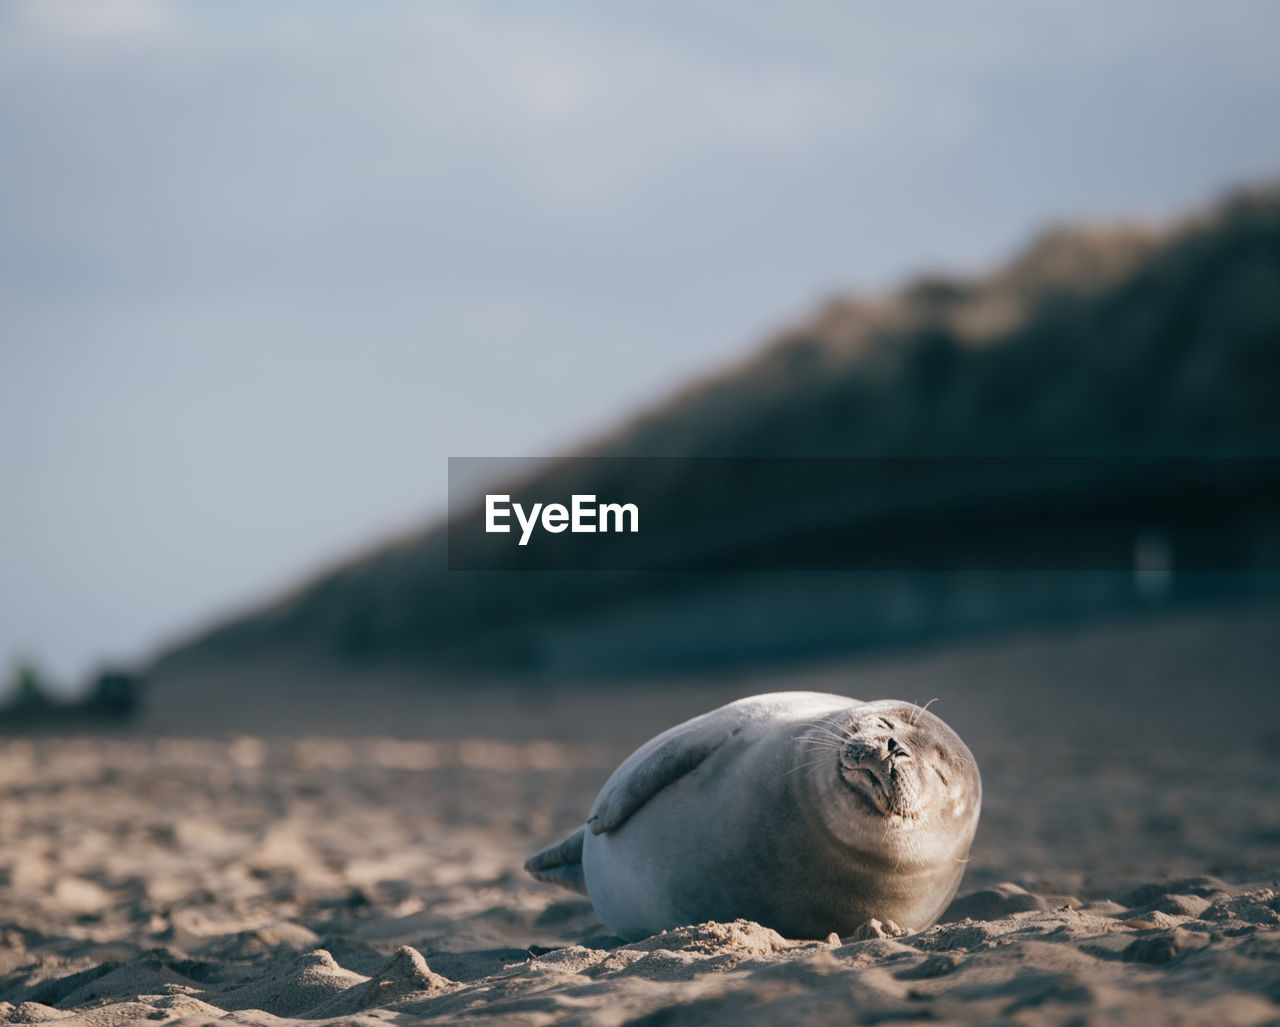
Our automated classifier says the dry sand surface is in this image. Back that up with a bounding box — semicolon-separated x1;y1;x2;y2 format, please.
2;604;1279;1025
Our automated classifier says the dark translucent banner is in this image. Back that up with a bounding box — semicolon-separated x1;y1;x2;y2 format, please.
447;456;1280;573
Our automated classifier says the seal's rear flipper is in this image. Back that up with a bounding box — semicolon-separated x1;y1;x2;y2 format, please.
524;826;587;894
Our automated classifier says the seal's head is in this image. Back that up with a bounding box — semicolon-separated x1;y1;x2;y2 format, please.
804;699;981;882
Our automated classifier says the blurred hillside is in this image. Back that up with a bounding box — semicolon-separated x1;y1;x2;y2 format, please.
598;191;1276;459
151;184;1280;682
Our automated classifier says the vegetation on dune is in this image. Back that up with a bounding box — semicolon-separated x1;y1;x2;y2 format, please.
154;185;1280;675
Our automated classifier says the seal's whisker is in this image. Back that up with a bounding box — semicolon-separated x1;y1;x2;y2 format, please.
911;698;940;725
808;728;851;746
800;734;844;746
783;757;829;777
802;741;842;751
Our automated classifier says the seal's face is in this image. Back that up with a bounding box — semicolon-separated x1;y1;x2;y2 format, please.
799;697;982;931
833;700;979;828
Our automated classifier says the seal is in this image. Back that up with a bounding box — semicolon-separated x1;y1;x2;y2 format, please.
524;691;981;940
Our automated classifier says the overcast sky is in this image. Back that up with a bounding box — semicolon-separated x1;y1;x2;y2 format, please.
2;0;1279;688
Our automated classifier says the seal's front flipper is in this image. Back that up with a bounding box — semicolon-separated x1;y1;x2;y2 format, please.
587;722;726;835
524;826;587;894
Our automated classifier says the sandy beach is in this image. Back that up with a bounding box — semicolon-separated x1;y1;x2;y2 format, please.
3;604;1279;1025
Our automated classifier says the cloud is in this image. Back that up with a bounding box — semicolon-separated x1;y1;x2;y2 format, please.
6;0;1277;306
0;2;853;261
7;0;175;41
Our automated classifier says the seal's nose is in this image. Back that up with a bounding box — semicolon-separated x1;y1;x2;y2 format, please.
884;736;910;762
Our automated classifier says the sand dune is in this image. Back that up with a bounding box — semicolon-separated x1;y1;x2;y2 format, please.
154;185;1280;677
2;605;1279;1024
